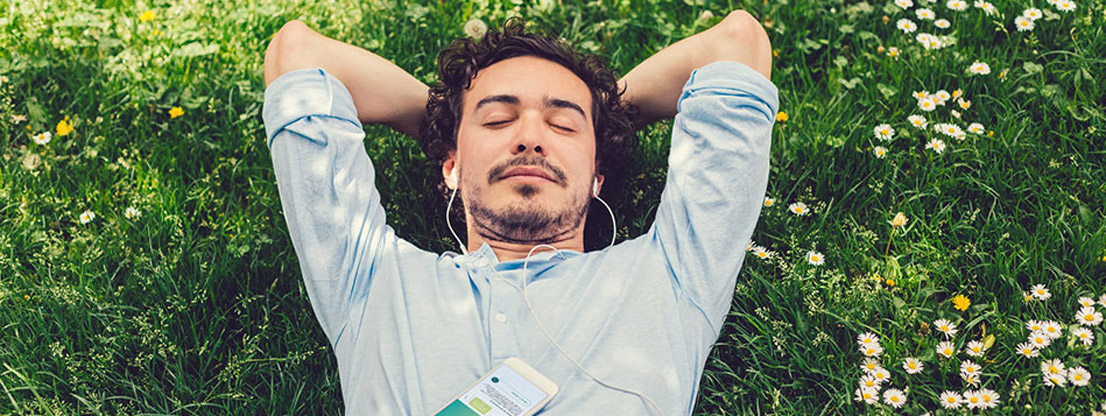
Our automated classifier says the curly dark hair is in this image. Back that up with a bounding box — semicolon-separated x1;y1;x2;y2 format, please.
418;17;637;196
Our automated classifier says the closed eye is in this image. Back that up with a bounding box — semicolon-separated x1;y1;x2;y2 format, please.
551;124;574;132
483;120;511;127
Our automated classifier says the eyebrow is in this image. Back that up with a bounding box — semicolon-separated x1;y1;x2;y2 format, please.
475;94;587;119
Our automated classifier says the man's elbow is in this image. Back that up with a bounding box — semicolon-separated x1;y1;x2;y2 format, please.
712;10;773;79
264;20;314;86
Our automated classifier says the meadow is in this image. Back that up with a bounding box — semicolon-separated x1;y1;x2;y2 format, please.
1;0;1104;414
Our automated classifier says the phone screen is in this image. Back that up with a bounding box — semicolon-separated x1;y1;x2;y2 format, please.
435;364;550;416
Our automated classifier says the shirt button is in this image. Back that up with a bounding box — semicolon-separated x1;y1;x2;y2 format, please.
475;258;490;268
494;313;508;323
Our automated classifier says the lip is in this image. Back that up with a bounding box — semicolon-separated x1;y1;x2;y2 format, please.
500;166;556;183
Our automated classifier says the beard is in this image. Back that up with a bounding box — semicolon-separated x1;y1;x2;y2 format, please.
466;182;590;245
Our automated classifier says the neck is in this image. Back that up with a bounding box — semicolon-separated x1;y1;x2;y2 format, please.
465;224;586;262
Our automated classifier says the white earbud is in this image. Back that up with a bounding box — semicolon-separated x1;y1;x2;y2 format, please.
592;177;600;198
447;168;459;190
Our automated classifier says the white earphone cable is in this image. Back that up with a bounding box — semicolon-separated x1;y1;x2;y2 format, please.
446;188;466;254
506;244;664;415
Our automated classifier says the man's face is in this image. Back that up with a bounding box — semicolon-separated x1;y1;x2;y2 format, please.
446;56;600;245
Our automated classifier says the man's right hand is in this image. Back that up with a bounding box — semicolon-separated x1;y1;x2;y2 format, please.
264;20;429;138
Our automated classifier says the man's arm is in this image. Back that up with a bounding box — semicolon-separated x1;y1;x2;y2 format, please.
264;20;429;138
619;10;772;128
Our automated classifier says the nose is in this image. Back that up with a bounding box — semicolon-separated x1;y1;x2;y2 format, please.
510;113;545;156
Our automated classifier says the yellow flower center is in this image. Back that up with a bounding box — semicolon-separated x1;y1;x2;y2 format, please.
1074;374;1082;381
1085;314;1095;321
1049;366;1058;374
970;397;978;403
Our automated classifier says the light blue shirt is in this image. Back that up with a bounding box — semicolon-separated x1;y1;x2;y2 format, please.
263;61;777;415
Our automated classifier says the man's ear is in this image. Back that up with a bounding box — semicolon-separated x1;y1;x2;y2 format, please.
592;173;605;197
442;152;459;190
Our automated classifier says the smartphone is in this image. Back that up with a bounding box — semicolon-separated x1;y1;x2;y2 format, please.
434;357;559;416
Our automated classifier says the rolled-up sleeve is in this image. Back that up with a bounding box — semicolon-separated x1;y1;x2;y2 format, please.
263;69;389;345
651;61;778;334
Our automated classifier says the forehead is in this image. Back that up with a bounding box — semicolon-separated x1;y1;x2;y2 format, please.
463;56;592;117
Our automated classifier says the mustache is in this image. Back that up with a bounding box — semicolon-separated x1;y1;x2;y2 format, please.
486;156;568;185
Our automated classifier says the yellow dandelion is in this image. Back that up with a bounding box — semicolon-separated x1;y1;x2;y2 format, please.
139;10;157;22
56;116;74;137
953;295;971;311
169;106;185;119
776;111;789;122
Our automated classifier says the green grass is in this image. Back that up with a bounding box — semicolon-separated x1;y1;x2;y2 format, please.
1;0;1104;414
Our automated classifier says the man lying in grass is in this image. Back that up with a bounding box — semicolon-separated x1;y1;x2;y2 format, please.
262;11;775;415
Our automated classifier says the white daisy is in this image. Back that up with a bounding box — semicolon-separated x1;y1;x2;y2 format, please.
934;90;951;103
857;332;880;347
939;390;962;409
1015;15;1035;31
963;390;982;409
918;97;938;112
1076;306;1103;326
1043;372;1068;387
860;357;881;372
883;388;907;408
969;61;991;75
933;319;958;337
751;246;772;260
936;123;964;139
1072;327;1094;346
873;146;888;158
1026;319;1043;332
946;0;968;11
967;122;984;134
915;7;936;19
962;373;981;387
33;131;52;145
869;366;891;383
897;18;918;33
874;124;896;141
858;374;883;389
1023;7;1043;20
807;251;826;266
902;357;924;374
1068;366;1091;386
974;0;997;15
1078;296;1097;307
1031;284;1051;300
957;98;972;110
1099;292;1106;307
79;210;96;224
1016;342;1040;358
855;387;879;404
1042;320;1063;339
1028;330;1053;348
977;388;1000;409
789;202;810;216
908;115;928;129
965;340;986;357
1055;0;1076;12
936;340;956;358
764;197;776;207
934;18;951;28
926;138;946;153
124;206;141;219
895;0;915;8
912;90;930;100
1041;358;1067;378
959;359;981;378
